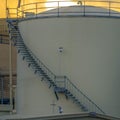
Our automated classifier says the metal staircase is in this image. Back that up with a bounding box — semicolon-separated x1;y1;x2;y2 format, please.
7;19;105;114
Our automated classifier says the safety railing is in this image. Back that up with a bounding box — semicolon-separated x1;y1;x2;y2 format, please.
64;76;105;114
6;1;120;19
6;8;18;19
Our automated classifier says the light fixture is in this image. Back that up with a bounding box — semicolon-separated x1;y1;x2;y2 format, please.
58;47;63;53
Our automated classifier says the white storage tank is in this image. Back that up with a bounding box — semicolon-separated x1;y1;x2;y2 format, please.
16;3;120;118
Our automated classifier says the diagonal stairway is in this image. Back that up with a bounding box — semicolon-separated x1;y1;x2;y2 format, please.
7;19;105;114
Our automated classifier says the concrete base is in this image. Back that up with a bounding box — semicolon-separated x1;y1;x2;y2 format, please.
0;113;120;120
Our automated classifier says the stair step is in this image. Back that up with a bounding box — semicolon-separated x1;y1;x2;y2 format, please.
21;53;32;57
18;45;27;48
33;68;42;72
54;87;66;93
16;43;26;46
26;60;37;63
16;42;25;44
30;62;40;66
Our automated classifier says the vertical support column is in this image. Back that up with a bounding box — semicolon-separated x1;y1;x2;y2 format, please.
108;1;111;16
58;47;63;76
55;76;66;92
0;76;4;104
6;0;8;18
50;100;56;114
13;85;16;112
1;78;4;104
36;3;37;17
83;0;85;16
58;1;59;17
9;38;13;113
18;0;21;8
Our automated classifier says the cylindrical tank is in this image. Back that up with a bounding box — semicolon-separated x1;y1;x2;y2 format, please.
17;6;120;118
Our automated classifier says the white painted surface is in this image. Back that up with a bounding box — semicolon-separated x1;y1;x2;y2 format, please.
17;54;82;115
17;11;120;117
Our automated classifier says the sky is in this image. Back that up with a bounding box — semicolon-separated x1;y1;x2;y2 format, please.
0;0;120;18
0;0;45;18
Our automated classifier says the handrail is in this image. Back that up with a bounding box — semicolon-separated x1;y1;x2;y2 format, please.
10;23;56;83
65;76;105;114
16;33;104;114
6;8;17;19
28;48;56;82
6;1;120;19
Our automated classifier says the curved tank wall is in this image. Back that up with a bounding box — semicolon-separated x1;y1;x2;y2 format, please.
17;17;120;117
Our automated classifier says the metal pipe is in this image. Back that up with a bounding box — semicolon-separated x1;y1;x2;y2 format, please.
18;0;21;8
9;38;13;113
1;78;4;104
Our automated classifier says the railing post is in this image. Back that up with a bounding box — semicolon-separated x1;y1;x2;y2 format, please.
109;1;111;17
83;0;85;16
17;8;18;19
36;3;37;18
6;8;9;19
1;77;4;104
58;1;59;17
9;33;13;112
64;76;66;89
21;6;24;18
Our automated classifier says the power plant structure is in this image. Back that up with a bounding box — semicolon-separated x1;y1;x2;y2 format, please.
0;0;120;120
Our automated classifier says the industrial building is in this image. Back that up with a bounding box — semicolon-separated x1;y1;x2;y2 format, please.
0;0;120;120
